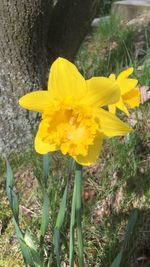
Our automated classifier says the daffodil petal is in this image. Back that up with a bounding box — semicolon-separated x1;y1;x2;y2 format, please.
97;108;132;137
35;131;57;155
73;135;103;166
19;91;51;112
116;99;130;116
122;88;140;108
84;77;120;107
117;67;134;81
48;57;87;101
35;135;53;154
108;104;116;114
109;74;116;81
119;78;138;95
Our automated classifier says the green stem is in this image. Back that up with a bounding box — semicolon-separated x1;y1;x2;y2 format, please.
75;162;84;267
69;174;77;267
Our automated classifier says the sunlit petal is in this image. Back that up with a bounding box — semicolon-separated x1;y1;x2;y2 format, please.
73;135;103;166
84;77;120;107
19;91;51;112
116;99;129;116
108;104;116;114
48;57;87;101
119;78;138;95
117;67;134;81
97;108;132;137
35;123;57;154
123;88;140;108
109;74;116;81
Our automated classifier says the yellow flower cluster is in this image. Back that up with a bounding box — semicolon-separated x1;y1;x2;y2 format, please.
108;67;140;116
19;58;140;165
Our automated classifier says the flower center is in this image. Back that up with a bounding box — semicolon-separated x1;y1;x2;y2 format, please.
40;100;99;157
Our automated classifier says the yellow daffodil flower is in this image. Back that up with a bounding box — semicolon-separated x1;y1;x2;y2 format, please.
19;58;131;166
108;67;140;116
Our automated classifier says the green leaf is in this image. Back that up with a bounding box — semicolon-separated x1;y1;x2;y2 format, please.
14;219;43;267
6;161;42;266
123;209;138;246
111;209;138;267
6;159;13;203
40;194;49;237
75;162;84;267
13;218;35;267
55;184;68;229
25;231;37;250
10;188;19;221
24;232;43;266
69;180;76;267
53;184;68;267
6;160;19;221
47;254;53;267
43;153;51;186
53;228;61;267
111;251;123;267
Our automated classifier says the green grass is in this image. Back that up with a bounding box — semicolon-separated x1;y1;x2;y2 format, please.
76;14;134;78
76;13;150;79
137;48;150;85
1;13;150;267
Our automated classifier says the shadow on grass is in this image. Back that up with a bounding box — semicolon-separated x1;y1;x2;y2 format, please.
93;209;150;267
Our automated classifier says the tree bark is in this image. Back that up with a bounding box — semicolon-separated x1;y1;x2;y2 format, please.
0;0;99;155
48;0;99;60
0;0;53;154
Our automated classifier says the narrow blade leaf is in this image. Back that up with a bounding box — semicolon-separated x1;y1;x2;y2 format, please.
43;153;51;186
111;209;138;267
69;182;76;267
40;194;49;237
124;209;138;246
10;188;19;221
53;228;61;267
111;251;123;267
53;184;68;267
75;163;84;267
13;218;35;267
55;184;68;229
6;159;13;202
24;232;42;266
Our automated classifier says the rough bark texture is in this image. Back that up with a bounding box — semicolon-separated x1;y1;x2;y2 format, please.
0;0;52;154
0;0;99;155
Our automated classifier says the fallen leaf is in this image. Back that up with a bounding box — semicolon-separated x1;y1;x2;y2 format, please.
83;181;96;201
112;187;124;212
140;86;150;104
93;194;112;221
83;189;96;201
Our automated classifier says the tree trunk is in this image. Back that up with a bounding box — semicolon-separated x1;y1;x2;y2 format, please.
48;0;99;60
0;0;99;155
